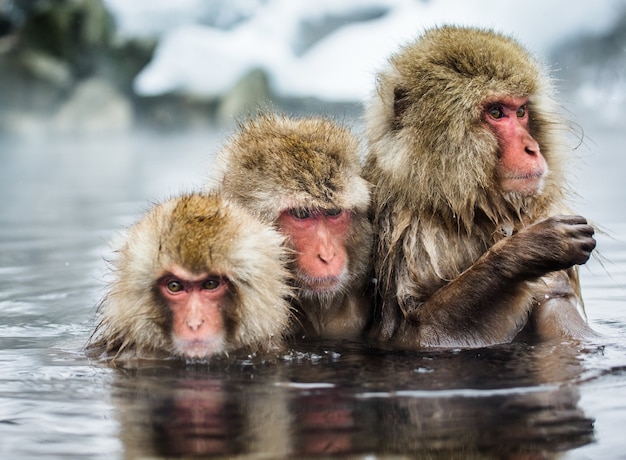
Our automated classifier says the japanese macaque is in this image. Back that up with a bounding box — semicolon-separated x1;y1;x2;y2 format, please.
209;113;373;338
87;192;292;361
363;25;597;348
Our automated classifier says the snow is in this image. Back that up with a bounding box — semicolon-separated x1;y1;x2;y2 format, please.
104;0;623;103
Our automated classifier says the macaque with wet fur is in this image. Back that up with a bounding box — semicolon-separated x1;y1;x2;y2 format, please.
87;192;292;360
364;26;597;348
210;113;372;338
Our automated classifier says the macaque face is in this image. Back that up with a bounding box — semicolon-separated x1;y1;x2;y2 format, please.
277;208;351;294
483;96;548;196
158;265;230;358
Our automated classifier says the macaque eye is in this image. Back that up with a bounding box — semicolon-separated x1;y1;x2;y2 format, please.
166;280;184;293
516;106;527;118
202;277;222;290
290;208;313;220
325;208;343;217
488;106;504;119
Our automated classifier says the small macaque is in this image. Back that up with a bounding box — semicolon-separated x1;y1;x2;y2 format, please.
87;192;292;361
209;113;373;339
363;26;597;348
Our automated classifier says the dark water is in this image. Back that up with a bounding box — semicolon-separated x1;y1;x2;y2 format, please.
0;114;625;459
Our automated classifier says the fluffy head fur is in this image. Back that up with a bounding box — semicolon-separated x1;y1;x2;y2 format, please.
87;192;292;361
210;113;371;222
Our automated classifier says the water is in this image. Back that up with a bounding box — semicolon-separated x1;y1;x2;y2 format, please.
0;113;625;459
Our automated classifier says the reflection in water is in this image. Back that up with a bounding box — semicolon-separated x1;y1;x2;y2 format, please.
107;341;596;458
111;363;293;458
0;131;624;458
151;380;236;455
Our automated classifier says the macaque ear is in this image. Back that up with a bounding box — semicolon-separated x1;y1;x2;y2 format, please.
393;87;410;130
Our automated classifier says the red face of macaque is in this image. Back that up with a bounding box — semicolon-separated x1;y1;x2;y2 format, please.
483;96;548;196
278;208;351;294
158;266;230;358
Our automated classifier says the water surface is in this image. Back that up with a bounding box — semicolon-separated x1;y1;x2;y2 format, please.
1;117;625;458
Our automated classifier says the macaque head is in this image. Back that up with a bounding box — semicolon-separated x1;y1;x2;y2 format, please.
211;113;372;300
366;26;567;223
88;192;292;361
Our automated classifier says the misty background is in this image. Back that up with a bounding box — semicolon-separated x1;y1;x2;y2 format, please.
0;0;625;136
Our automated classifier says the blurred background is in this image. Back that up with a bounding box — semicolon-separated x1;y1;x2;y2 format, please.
1;3;625;458
0;0;624;136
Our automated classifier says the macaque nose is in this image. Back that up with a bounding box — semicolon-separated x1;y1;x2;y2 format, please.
185;297;205;331
186;316;204;331
518;122;540;156
316;226;336;264
524;136;540;156
318;245;337;264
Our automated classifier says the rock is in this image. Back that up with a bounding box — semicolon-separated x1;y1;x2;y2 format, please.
52;78;133;135
19;50;73;88
216;68;271;125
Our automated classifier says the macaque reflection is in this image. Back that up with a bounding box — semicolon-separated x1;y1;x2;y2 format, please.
110;368;293;458
151;380;233;456
107;341;594;458
294;392;357;454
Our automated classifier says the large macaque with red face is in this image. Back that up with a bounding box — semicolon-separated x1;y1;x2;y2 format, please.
363;26;597;348
209;113;373;338
87;192;292;361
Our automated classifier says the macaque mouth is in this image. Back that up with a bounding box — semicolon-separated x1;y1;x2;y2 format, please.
297;273;344;293
498;168;545;184
499;171;546;196
502;171;544;180
173;337;226;358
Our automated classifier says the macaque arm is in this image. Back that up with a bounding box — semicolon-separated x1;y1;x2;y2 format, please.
401;215;596;347
527;269;598;341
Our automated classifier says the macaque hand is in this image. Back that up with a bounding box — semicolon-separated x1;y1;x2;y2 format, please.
499;215;596;280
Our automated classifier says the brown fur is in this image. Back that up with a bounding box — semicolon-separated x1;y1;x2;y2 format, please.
364;26;595;347
209;113;373;338
87;192;293;360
